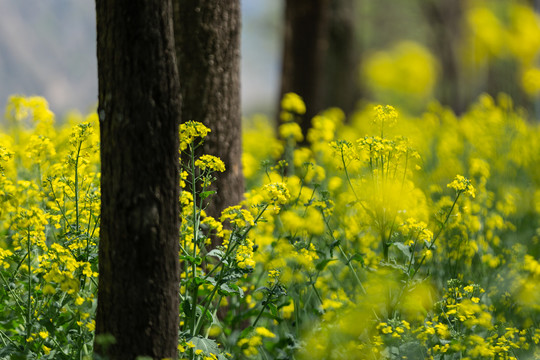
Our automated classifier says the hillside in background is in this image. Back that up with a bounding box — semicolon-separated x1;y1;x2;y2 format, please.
0;0;281;118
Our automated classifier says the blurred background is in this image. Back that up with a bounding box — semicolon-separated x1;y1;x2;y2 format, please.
0;0;282;117
1;0;539;120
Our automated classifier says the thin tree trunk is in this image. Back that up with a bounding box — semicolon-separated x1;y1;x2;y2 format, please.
94;0;181;358
173;1;243;225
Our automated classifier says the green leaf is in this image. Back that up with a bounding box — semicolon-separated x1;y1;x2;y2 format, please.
194;276;212;286
347;253;365;266
188;336;220;355
316;258;336;271
240;326;254;339
206;249;225;260
181;300;191;316
329;239;341;249
218;283;244;297
268;303;278;316
255;286;270;293
180;255;202;265
200;190;216;200
197;304;213;323
393;242;411;258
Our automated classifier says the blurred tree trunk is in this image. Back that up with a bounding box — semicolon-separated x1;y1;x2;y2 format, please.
173;1;243;223
322;0;359;115
279;0;330;140
421;0;465;114
278;0;359;141
94;0;181;359
529;0;540;11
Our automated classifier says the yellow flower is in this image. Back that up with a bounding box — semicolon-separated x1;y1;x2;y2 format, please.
180;121;211;150
373;105;398;127
268;269;280;280
42;284;56;295
195;155;226;172
447;174;476;198
75;296;85;306
262;182;290;207
86;321;95;331
220;205;255;228
255;326;276;338
281;92;306;117
70;122;94;146
279;122;304;142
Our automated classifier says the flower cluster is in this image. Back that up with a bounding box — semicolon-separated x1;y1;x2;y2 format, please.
280;92;306;121
195;154;226;172
180;120;211;150
0;96;99;358
447;174;476;198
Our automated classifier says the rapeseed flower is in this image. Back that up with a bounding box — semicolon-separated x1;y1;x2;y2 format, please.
180;120;210;150
281;92;306;118
195;154;226;172
447;174;476;198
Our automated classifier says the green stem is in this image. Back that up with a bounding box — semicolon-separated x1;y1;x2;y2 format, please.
0;271;25;313
311;283;324;307
405;232;420;275
323;215;366;295
47;179;70;227
252;282;278;329
190;145;199;337
194;203;267;334
75;140;82;233
204;204;268;280
337;244;367;295
410;190;462;280
293;296;300;336
26;230;32;342
0;329;19;348
341;148;359;202
194;274;225;336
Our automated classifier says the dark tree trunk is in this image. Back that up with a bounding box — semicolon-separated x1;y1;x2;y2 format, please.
279;0;331;141
94;0;181;358
421;0;464;113
279;0;359;138
173;1;244;225
529;0;540;11
322;0;360;116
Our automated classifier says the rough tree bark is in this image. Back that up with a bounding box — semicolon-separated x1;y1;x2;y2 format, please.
173;1;243;223
94;0;181;358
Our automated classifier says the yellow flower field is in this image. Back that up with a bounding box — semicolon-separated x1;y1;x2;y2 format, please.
1;93;540;359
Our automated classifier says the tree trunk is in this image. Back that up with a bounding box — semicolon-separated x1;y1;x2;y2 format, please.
279;0;331;141
322;0;360;116
421;0;464;113
173;1;244;225
94;0;181;358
